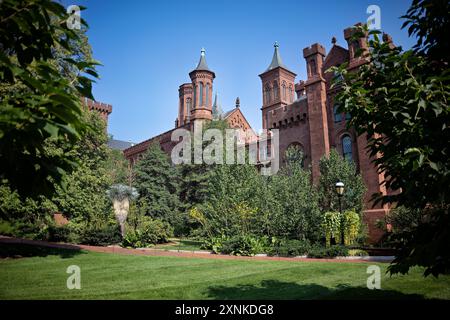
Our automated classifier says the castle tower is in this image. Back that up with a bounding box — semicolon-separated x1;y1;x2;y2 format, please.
189;48;215;123
344;22;369;70
177;83;193;126
259;42;296;130
302;43;330;183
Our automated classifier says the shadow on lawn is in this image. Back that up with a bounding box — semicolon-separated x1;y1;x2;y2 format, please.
206;280;424;300
0;243;84;259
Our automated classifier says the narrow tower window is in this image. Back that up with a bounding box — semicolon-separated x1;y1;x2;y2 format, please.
205;85;209;107
199;83;204;106
193;86;197;107
265;84;271;104
273;81;279;100
342;135;353;162
186;98;191;121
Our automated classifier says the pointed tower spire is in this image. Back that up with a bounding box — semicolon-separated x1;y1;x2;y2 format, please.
194;47;211;72
212;92;223;120
265;41;287;72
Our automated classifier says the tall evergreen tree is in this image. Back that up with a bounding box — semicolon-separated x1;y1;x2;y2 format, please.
133;142;180;226
179;120;229;210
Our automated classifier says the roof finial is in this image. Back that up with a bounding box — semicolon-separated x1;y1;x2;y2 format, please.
274;41;279;48
331;36;337;45
235;97;240;108
201;47;205;56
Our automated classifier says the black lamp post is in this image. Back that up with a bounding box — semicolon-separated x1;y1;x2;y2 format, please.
335;181;345;245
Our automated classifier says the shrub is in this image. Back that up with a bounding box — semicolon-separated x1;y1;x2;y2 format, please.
321;211;341;246
201;235;227;254
342;210;360;246
221;235;268;256
48;225;72;243
201;235;268;256
0;220;15;236
80;223;121;246
268;239;312;257
122;218;173;248
307;245;349;258
348;249;369;257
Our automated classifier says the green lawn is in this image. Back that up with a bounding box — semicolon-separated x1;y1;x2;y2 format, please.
0;244;449;300
152;239;204;251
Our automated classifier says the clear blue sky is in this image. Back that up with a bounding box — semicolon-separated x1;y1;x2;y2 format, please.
67;0;415;143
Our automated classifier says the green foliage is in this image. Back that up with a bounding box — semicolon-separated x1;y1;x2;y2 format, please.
342;210;360;246
265;163;322;241
122;217;173;248
122;204;173;248
200;235;228;254
201;235;268;256
284;145;304;168
105;148;131;185
268;239;312;257
190;145;322;243
383;206;423;235
348;249;369;257
321;212;341;247
178;120;229;212
307;245;349;258
80;223;121;246
51;110;113;222
401;0;449;65
321;211;360;247
329;1;450;276
318;149;366;213
134;143;180;226
0;0;100;198
221;235;268;256
0;184;57;222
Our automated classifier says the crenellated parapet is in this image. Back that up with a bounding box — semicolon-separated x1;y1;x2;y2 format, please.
81;97;112;125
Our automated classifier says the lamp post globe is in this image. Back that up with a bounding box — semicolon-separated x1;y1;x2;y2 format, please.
335;181;345;245
335;181;345;197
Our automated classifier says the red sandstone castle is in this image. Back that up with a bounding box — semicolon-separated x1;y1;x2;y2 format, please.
123;23;390;242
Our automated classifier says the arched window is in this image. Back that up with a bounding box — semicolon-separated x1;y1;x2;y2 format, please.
282;82;286;101
285;143;304;167
273;81;279;100
205;84;209;107
265;84;271;104
199;83;204;106
334;105;342;123
342;135;353;162
289;86;293;103
345;112;351;121
193;86;197;107
186;98;191;120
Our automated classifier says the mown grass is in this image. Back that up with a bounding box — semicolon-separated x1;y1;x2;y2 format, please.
0;243;449;300
152;239;204;251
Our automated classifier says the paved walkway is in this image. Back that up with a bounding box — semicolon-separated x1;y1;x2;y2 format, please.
0;236;393;263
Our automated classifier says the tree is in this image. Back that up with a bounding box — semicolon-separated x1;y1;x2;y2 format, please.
266;157;322;241
0;109;117;240
0;0;99;198
318;149;366;214
133;142;180;227
178;120;229;210
329;0;450;276
105;148;131;186
51;110;112;223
